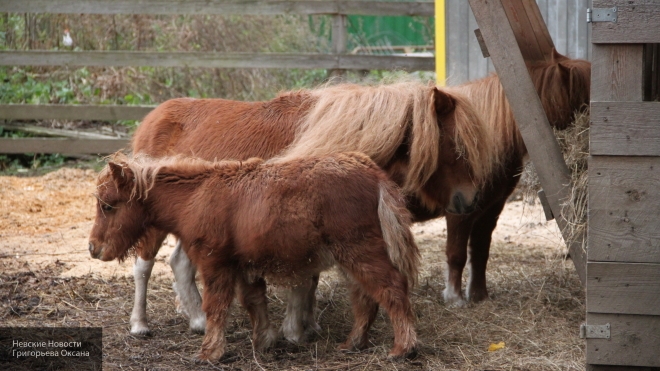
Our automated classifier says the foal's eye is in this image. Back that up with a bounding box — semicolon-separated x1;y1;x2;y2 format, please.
101;204;114;212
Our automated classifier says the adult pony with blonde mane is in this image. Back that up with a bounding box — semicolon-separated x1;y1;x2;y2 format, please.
120;81;499;340
439;49;591;306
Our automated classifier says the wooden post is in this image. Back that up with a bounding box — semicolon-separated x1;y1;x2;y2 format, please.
329;14;347;82
468;0;586;284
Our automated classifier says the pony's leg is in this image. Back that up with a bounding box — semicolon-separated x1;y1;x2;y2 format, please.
236;275;277;351
130;230;167;335
443;214;474;308
337;279;379;351
282;274;321;343
170;241;206;333
130;257;155;335
198;272;235;362
466;199;506;302
339;241;417;359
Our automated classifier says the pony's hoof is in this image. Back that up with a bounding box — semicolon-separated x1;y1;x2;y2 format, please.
387;346;418;361
443;288;467;308
467;289;489;303
129;324;152;337
254;327;278;351
189;317;206;334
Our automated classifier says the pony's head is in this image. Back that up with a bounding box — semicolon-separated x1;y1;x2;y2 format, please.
530;50;591;129
88;160;149;262
416;87;497;215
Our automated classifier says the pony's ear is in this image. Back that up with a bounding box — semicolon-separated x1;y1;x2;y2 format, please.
433;88;456;117
108;162;133;188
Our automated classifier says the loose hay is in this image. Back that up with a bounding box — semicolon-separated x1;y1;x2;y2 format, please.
519;110;589;247
1;168;585;370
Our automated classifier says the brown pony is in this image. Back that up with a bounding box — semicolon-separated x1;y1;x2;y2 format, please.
123;81;500;340
439;49;591;306
89;152;419;361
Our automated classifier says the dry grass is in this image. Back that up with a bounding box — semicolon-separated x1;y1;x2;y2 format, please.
519;111;589;246
1;234;584;370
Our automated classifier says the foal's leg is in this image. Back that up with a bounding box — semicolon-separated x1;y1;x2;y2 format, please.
339;241;417;358
337;279;379;351
170;241;206;333
443;214;474;308
198;272;236;362
282;274;321;343
130;230;167;335
130;257;155;335
236;275;277;351
466;199;506;302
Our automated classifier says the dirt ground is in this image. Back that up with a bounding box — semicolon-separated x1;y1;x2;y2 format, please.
0;167;585;370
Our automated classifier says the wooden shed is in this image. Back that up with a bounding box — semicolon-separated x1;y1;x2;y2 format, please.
468;0;660;368
586;1;660;369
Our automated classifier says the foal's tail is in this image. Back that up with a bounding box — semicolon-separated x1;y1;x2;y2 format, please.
378;181;420;287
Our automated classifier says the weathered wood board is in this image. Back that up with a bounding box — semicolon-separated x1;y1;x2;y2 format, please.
588;156;660;264
587;262;660;316
0;138;128;155
0;0;434;17
0;51;434;71
586;313;660;367
0;104;153;122
590;102;660;156
592;1;660;44
591;45;644;102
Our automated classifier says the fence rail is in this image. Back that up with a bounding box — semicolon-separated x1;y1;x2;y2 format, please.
0;1;434;16
0;0;434;155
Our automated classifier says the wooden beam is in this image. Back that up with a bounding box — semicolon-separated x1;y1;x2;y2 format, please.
0;51;435;71
591;45;644;102
0;0;435;17
468;0;585;284
592;1;660;44
0;123;124;140
587;262;660;316
500;0;554;62
0;138;129;154
0;104;154;121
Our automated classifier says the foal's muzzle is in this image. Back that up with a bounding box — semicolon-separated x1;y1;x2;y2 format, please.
88;242;103;260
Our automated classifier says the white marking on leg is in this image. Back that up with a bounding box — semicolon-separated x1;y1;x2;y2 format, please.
466;251;475;301
442;262;467;308
130;257;155;335
170;240;206;333
282;282;310;343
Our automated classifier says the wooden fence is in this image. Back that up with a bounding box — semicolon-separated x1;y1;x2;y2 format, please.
0;0;434;154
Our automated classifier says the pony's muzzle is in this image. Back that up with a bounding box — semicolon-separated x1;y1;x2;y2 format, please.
89;242;103;260
447;191;479;215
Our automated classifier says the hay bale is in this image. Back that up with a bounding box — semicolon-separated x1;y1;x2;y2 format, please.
518;111;590;245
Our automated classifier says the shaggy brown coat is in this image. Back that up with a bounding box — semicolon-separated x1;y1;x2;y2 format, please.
89;152;419;361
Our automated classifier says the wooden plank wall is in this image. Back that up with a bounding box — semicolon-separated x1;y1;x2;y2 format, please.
445;0;590;85
588;1;660;368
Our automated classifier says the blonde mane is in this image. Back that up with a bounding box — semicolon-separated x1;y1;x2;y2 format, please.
101;153;261;201
276;81;497;192
448;53;591;164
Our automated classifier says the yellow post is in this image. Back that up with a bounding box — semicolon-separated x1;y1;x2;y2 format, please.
435;0;446;86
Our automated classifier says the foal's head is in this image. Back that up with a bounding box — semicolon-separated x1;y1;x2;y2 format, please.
88;161;149;261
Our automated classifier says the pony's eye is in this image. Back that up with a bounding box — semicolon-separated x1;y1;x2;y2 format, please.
101;204;114;212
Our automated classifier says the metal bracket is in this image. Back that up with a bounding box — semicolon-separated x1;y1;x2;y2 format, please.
587;7;617;23
474;29;490;58
580;323;611;339
537;189;554;221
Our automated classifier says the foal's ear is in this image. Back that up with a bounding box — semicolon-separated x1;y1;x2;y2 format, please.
108;162;133;188
433;88;457;117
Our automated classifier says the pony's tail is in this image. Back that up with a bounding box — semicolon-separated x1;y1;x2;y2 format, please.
378;181;420;288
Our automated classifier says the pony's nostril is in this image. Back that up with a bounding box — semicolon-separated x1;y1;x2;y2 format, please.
88;242;94;253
